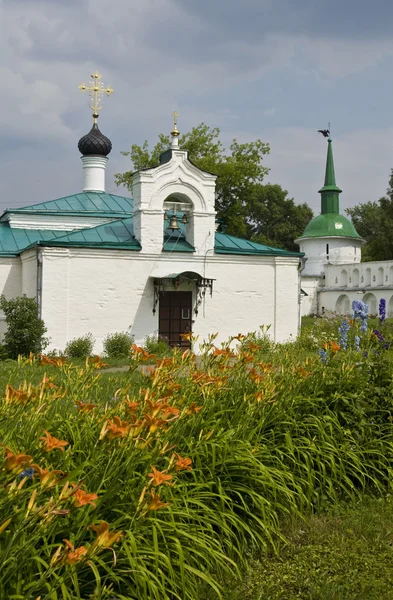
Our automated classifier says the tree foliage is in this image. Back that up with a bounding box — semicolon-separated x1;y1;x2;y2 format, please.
0;295;48;359
115;123;271;238
246;184;313;251
346;169;393;261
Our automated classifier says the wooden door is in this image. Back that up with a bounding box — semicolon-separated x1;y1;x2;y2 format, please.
159;291;192;348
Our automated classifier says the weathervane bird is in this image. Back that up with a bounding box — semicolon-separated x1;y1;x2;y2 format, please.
318;129;330;138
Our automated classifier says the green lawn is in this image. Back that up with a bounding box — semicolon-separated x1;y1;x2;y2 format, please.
214;497;393;600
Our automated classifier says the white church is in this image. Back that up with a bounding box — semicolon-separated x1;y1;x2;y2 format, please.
297;136;393;317
0;74;303;354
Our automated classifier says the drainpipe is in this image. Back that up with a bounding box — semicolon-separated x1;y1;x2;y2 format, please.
36;247;43;319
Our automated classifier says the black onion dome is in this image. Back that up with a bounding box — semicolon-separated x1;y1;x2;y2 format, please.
78;123;112;157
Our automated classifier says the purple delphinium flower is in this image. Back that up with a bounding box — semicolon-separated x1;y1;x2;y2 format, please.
379;299;386;323
372;328;391;350
338;319;350;350
354;335;360;351
318;349;328;363
352;300;368;333
18;467;35;480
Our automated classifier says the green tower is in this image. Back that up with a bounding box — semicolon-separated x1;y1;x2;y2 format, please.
297;138;362;240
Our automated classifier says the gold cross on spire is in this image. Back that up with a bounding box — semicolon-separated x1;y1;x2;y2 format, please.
171;111;180;137
78;71;114;124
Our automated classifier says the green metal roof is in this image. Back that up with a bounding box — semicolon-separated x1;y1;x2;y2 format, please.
163;238;195;252
40;217;141;250
214;232;303;256
0;224;69;256
4;192;133;217
298;213;362;240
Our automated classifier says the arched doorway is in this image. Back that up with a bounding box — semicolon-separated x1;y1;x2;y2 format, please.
335;294;350;315
363;293;377;316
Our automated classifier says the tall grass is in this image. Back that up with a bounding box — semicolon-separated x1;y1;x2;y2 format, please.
0;320;392;599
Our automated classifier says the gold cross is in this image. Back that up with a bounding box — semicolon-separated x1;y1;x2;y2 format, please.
78;71;114;124
171;111;180;136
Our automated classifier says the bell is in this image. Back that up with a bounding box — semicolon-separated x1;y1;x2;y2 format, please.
164;211;169;221
181;213;188;224
168;214;180;231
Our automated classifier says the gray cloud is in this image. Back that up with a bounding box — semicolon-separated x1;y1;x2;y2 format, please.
0;0;393;217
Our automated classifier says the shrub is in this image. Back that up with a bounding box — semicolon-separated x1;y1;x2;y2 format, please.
0;295;49;359
65;333;95;358
103;331;134;358
143;334;172;358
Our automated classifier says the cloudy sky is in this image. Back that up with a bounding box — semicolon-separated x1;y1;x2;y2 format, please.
1;0;393;215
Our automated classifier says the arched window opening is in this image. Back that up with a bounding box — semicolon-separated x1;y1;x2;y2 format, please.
352;268;360;287
377;267;384;286
340;269;348;287
163;195;194;251
365;268;371;286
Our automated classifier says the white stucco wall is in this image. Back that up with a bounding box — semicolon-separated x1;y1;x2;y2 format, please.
39;247;301;354
21;250;37;298
300;276;321;316
299;237;362;276
0;258;22;338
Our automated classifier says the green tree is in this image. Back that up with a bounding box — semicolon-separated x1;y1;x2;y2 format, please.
0;296;48;359
246;183;313;251
115;123;270;238
346;169;393;261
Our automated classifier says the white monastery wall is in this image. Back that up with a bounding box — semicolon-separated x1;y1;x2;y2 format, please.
21;250;37;298
317;259;393;316
39;247;301;354
0;258;22;338
300;276;321;316
299;237;361;276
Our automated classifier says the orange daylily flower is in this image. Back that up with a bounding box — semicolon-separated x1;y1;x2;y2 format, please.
88;520;123;548
148;466;173;486
75;401;97;413
174;454;192;472
249;368;265;384
126;401;140;412
88;356;109;369
70;484;99;508
324;341;341;353
102;416;132;439
40;430;69;453
147;491;170;511
5;384;36;405
39;355;67;367
188;402;203;414
160;405;180;419
179;332;193;341
31;464;63;487
143;415;168;433
297;366;312;378
212;346;234;357
62;539;88;565
2;448;33;471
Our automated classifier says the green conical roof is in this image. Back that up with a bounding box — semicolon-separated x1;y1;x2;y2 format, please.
319;138;342;214
297;137;362;241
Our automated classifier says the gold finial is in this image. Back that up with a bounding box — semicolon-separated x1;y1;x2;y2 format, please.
171;111;180;137
78;71;114;124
